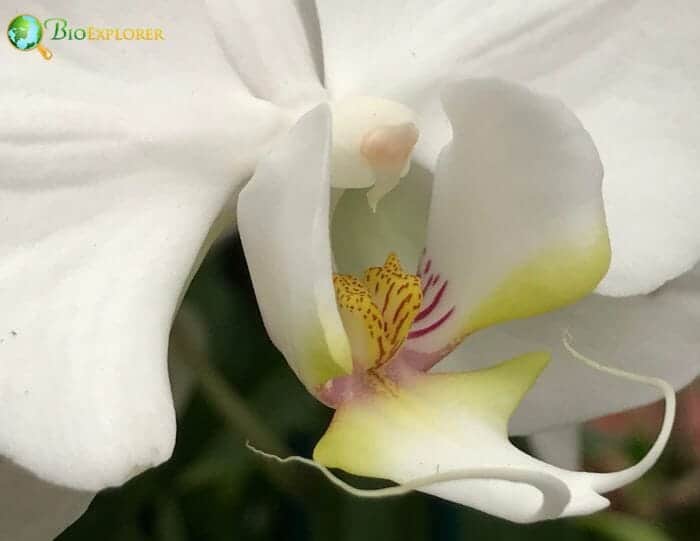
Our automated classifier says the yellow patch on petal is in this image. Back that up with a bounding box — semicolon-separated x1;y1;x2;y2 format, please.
464;228;611;338
334;253;422;369
313;352;550;477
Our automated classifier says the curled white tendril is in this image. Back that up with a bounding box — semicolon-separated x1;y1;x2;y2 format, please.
562;330;676;493
246;441;571;522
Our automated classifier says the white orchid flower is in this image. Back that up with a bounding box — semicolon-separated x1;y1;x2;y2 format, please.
2;0;699;538
238;0;700;524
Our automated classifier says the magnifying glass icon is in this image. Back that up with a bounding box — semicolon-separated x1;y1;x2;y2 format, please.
8;14;53;60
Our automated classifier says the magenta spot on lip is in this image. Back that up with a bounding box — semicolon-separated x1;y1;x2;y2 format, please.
316;373;360;408
415;281;448;322
407;307;455;339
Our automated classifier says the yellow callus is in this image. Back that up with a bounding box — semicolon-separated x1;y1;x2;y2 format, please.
333;254;422;370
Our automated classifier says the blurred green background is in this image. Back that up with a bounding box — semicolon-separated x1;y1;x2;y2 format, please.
58;238;700;541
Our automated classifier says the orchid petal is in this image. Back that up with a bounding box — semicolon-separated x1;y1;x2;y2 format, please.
0;174;268;494
315;0;551;99
238;105;353;391
405;79;609;355
314;352;674;522
204;0;327;109
316;0;700;294
475;3;700;296
437;262;700;433
1;1;283;493
0;460;92;541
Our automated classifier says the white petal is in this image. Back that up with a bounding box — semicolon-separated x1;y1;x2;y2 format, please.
472;2;700;296
238;105;353;391
316;0;700;294
315;0;562;99
436;262;700;433
314;354;673;522
0;176;265;493
1;1;284;492
205;0;327;108
405;79;609;355
529;426;581;471
0;458;93;541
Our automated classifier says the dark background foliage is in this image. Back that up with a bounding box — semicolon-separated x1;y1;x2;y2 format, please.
58;238;698;541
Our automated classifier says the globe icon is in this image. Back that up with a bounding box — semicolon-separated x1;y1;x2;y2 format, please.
7;14;52;59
